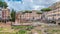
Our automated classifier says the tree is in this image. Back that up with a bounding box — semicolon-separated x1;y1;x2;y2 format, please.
11;9;16;22
2;2;8;8
24;10;32;13
36;12;42;14
41;8;52;12
0;1;8;8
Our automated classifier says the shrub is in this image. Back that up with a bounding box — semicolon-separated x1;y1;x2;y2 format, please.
17;30;27;34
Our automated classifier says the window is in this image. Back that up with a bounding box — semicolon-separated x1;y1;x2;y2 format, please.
7;16;10;19
58;23;60;25
52;14;56;16
56;14;60;16
58;18;60;20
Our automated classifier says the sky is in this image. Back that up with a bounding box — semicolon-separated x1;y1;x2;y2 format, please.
4;0;60;11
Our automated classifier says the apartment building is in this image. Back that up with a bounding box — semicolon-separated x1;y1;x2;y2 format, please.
44;1;60;21
2;8;11;21
15;10;42;23
21;10;41;20
42;7;60;25
15;12;22;23
49;1;60;10
43;8;60;20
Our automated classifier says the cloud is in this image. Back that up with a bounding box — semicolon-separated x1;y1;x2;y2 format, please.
32;5;45;10
4;0;60;11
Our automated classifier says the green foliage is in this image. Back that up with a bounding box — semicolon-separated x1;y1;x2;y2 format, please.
24;10;32;13
11;9;16;22
41;8;52;12
12;26;27;29
36;12;42;14
2;2;8;8
17;30;27;34
0;32;16;34
12;26;34;30
0;28;3;31
27;26;33;29
22;11;25;14
0;1;8;8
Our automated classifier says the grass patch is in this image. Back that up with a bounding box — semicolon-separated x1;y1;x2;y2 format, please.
36;30;42;34
46;29;60;34
17;30;27;34
12;26;34;30
0;32;16;34
0;28;3;31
